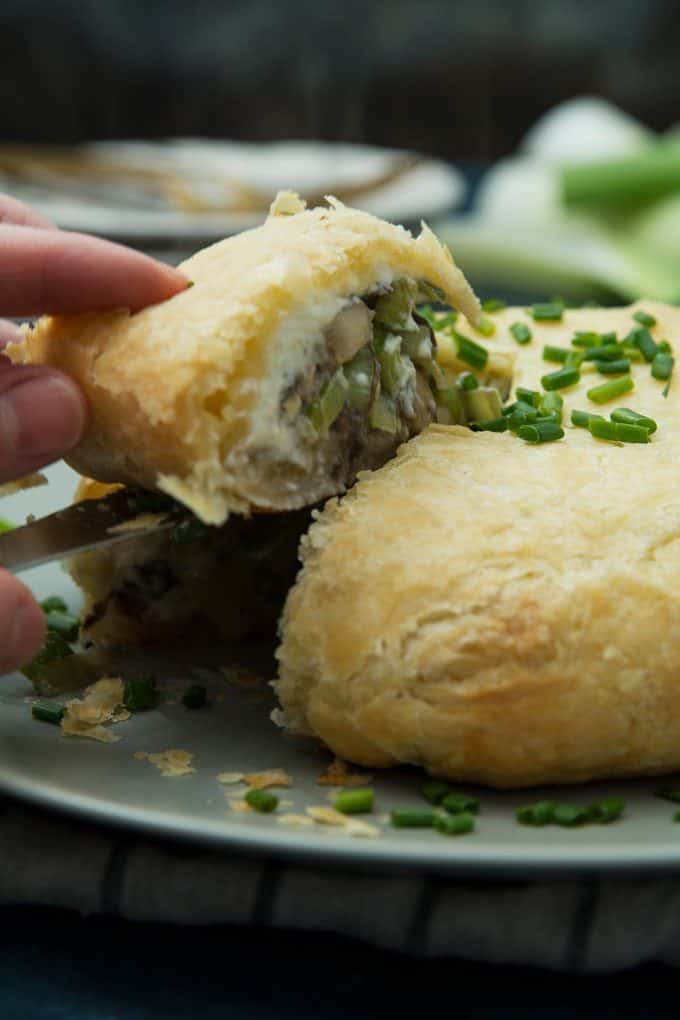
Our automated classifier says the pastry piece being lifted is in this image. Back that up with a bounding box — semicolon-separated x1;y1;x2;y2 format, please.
275;302;680;788
10;193;479;524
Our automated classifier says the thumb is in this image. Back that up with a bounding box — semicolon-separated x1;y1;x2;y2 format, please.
0;571;45;675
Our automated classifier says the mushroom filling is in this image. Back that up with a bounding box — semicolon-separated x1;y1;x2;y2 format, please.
294;278;442;452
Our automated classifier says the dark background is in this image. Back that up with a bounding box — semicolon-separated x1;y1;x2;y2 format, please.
3;0;680;158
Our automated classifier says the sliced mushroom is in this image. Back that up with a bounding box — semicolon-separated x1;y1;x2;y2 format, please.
326;301;373;365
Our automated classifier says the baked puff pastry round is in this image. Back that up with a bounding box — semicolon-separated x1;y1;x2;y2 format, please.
9;193;479;524
275;302;680;788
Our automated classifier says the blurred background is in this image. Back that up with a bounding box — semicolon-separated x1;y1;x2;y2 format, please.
4;0;680;302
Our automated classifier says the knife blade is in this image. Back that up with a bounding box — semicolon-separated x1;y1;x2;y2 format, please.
0;490;186;573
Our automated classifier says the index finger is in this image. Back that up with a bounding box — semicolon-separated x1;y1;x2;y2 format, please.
0;224;188;316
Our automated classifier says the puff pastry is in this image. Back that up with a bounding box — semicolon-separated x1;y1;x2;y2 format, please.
275;302;680;787
9;193;479;524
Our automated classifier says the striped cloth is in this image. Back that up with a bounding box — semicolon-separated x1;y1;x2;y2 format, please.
3;794;680;972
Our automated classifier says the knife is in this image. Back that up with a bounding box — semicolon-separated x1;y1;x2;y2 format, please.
0;489;186;573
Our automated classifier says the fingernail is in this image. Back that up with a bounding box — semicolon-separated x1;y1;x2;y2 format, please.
0;586;45;674
0;373;86;460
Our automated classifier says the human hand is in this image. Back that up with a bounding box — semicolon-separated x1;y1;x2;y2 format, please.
0;194;188;674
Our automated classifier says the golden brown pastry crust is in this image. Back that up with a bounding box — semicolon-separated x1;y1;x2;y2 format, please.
276;302;680;787
9;197;479;524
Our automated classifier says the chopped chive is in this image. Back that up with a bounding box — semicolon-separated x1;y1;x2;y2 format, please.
21;631;74;682
518;420;564;443
458;372;479;391
542;345;571;364
245;789;278;813
40;596;68;614
572;331;602;348
601;332;618;344
565;350;585;370
663;379;672;397
583;345;624;361
571;409;604;428
610;408;657;433
474;314;496;337
481;298;506;313
588;798;625;824
452;331;489;370
510;322;532;345
539;392;564;423
334;788;374;814
517;801;556;826
655;789;680;804
433;811;475;836
540;367;580;391
516;388;541;407
652;352;674;380
181;684;208;709
589;419;650;444
434;311;459;329
441;792;480;815
658;340;672;354
470;416;509;433
631;326;659;363
596;358;630;375
531;302;564;322
31;701;64;725
507;403;540;431
44;610;80;642
0;518;14;534
390;808;436;828
633;309;657;327
552;804;592;827
123;676;157;711
421;780;451;805
587;376;634;403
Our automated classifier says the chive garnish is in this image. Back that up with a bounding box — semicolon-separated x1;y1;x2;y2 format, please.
571;409;604;428
531;302;564;322
631;326;659;363
481;298;506;313
245;789;278;813
589;419;650;444
21;631;74;682
40;596;68;614
572;331;602;348
123;676;157;711
633;310;657;328
542;345;571;364
516;387;541;407
334;788;374;814
441;792;480;815
610;408;657;433
433;811;475;836
458;372;479;391
596;358;630;375
510;322;532;345
518;420;564;443
652;352;674;380
507;406;539;432
181;684;208;709
663;379;672;397
421;780;451;805
539;392;564;423
470;416;509;433
0;518;14;534
452;331;489;370
474;314;496;337
551;804;592;827
654;789;680;804
517;802;556;826
589;798;625;824
540;367;580;391
31;701;65;725
587;376;634;403
44;610;80;642
390;808;436;828
658;340;672;354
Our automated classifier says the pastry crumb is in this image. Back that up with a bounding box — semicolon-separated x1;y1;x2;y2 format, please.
61;677;129;742
135;749;196;776
229;799;252;813
244;768;293;790
216;771;244;785
277;813;315;829
317;757;373;787
306;804;380;838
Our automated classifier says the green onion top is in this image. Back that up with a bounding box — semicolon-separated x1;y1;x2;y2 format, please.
40;596;68;614
481;298;506;313
589;419;650;444
542;345;571;364
596;358;631;375
652;352;674;381
421;780;451;805
458;372;479;391
452;331;489;370
630;326;659;363
334;788;374;815
390;808;436;828
470;416;508;433
441;792;480;815
516;387;541;407
633;309;657;328
433;811;475;836
510;322;532;345
31;701;65;725
571;409;604;428
124;676;157;711
518;420;565;444
245;789;278;813
572;331;602;348
610;408;657;434
0;518;13;534
474;314;496;337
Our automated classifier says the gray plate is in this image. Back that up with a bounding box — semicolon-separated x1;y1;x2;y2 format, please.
2;463;680;877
